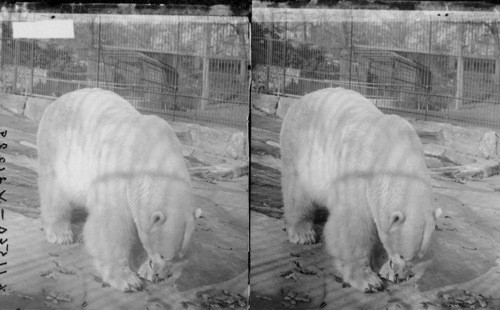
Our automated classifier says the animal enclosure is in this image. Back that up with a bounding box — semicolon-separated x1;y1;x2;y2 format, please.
252;9;500;128
0;14;249;127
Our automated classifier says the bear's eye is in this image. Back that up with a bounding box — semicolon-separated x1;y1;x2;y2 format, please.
153;215;161;223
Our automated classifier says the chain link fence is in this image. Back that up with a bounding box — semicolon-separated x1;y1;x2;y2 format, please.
0;14;249;127
252;9;500;128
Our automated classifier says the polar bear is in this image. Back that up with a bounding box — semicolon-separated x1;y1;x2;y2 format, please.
280;87;441;292
37;88;201;292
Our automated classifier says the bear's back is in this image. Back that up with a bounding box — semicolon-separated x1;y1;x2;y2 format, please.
282;87;381;135
38;88;189;199
280;87;430;205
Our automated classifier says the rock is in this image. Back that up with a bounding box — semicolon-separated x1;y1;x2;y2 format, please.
423;143;446;158
410;121;445;144
252;92;279;115
276;96;300;119
190;162;248;180
425;157;444;169
23;97;54;123
431;158;500;180
442;148;476;166
441;123;483;157
0;93;27;115
423;144;476;167
225;131;246;160
175;130;193;145
477;131;497;159
189;149;226;166
411;120;499;160
170;122;247;160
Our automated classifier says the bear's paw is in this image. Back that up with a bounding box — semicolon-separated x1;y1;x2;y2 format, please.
44;223;74;245
350;268;383;293
107;270;143;292
287;222;316;245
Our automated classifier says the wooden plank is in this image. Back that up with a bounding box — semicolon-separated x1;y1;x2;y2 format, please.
251;127;281;158
250;162;282;218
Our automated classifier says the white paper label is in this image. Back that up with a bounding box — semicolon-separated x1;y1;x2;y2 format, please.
12;20;75;39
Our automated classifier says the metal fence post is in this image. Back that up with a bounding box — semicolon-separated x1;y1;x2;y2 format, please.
201;22;211;111
30;40;34;95
173;18;181;122
348;17;354;90
455;19;465;110
13;39;19;93
282;19;287;97
425;102;428;121
425;17;432;120
97;16;101;87
266;23;273;93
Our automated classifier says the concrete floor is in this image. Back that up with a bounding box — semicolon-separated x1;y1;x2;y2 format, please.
0;108;248;310
250;109;500;310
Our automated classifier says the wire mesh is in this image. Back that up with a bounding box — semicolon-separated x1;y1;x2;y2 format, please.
0;14;249;127
252;9;500;128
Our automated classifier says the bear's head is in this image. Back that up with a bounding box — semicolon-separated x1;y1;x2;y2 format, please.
127;174;201;264
372;175;442;270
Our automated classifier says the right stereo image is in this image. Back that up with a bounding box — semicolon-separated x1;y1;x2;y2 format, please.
250;7;500;310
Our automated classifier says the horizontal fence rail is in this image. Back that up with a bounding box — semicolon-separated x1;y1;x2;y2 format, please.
0;14;249;127
252;9;500;128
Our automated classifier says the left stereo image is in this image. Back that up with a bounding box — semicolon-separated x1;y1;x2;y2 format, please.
0;9;249;310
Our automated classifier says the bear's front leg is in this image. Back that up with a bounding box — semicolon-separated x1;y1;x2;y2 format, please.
334;259;383;293
95;259;143;292
84;205;142;292
324;204;383;293
282;173;316;245
39;175;74;244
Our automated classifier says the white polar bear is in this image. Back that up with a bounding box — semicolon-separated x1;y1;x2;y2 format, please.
37;88;201;292
280;87;441;293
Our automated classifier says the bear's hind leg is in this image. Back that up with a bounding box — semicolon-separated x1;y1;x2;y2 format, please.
283;173;316;245
84;206;142;292
39;172;74;244
324;204;382;293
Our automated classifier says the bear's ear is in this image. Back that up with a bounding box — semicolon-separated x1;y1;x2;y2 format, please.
389;211;405;230
195;208;202;219
434;208;442;218
150;211;166;228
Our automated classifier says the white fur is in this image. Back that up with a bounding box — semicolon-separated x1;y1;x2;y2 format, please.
280;87;439;292
37;88;199;292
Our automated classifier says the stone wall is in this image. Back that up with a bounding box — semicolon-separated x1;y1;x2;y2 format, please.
0;65;48;94
252;91;500;179
252;92;299;120
0;92;248;163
